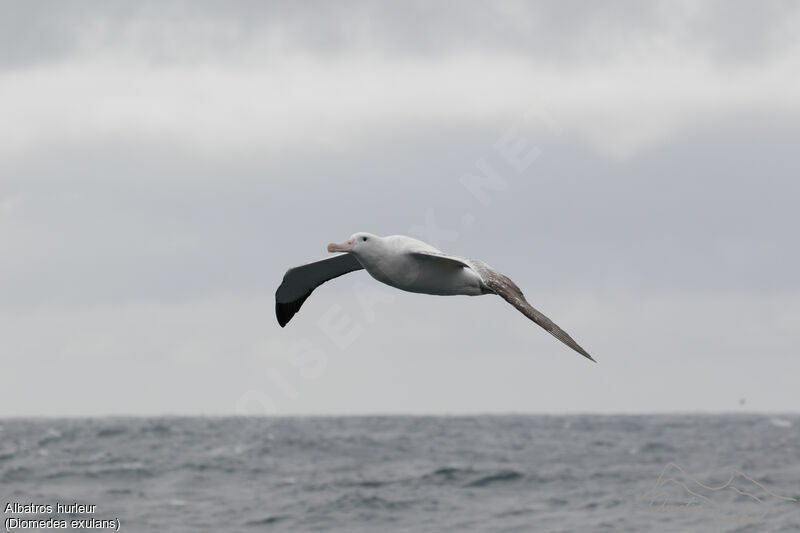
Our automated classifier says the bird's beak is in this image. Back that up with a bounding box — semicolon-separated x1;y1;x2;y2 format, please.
327;239;353;253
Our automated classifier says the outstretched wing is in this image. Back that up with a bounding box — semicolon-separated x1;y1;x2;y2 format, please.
475;262;596;362
275;254;364;327
411;250;596;362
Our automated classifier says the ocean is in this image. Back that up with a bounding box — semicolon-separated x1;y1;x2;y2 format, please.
1;415;798;532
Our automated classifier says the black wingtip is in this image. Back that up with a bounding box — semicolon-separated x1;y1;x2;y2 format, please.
275;301;290;327
275;290;313;328
276;302;292;327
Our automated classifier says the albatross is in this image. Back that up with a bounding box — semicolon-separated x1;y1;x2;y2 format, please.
275;233;596;362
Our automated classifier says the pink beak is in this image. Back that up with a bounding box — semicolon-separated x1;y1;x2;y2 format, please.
327;239;353;252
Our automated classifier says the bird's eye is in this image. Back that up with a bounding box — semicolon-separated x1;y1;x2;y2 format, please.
362;237;368;241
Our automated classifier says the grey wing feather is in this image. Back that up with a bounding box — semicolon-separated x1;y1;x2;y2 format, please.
473;261;596;362
411;250;596;362
275;253;364;327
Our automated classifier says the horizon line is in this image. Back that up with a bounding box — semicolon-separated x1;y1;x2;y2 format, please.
2;410;798;421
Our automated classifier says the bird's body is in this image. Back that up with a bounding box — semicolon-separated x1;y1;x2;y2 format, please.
354;235;484;296
276;232;596;362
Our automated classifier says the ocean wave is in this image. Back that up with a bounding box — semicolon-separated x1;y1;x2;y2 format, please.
590;439;617;448
640;441;677;453
494;507;536;519
244;515;287;526
339;478;389;489
96;426;128;438
422;466;471;482
37;428;65;446
45;463;154;480
421;466;534;487
0;444;17;462
545;497;569;507
769;417;793;428
105;488;134;495
178;460;238;474
1;466;32;483
328;492;418;511
466;469;523;487
140;422;172;435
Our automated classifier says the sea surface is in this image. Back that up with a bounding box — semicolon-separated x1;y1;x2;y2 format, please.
1;415;798;532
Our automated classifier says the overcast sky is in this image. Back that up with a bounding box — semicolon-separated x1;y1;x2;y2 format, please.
2;1;799;416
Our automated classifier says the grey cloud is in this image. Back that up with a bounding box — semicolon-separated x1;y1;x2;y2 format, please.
2;1;798;68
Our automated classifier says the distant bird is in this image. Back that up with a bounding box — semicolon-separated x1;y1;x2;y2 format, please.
275;233;596;362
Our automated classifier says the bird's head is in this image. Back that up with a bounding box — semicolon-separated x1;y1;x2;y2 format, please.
327;232;379;255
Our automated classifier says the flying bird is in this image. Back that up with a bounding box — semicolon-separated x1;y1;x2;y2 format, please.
275;233;595;362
